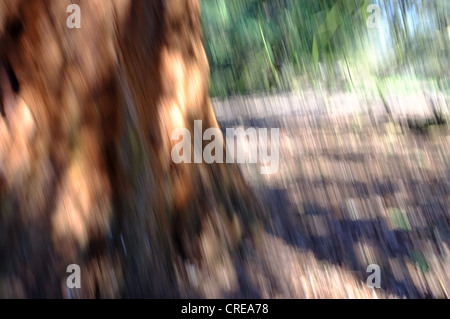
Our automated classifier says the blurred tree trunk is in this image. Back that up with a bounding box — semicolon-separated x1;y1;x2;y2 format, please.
0;0;261;298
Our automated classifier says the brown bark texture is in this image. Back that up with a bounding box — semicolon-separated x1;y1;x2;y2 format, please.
0;0;262;298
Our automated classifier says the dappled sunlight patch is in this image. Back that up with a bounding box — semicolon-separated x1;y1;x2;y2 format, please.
246;232;386;298
51;153;112;259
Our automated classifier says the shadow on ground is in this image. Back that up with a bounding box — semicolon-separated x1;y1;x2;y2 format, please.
219;111;450;298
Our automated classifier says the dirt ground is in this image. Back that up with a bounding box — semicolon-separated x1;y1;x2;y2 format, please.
210;91;449;298
0;90;448;299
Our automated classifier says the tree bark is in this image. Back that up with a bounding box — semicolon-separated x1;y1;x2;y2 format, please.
0;0;262;298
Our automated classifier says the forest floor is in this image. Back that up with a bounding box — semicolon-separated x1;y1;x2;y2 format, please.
210;90;450;298
1;90;448;299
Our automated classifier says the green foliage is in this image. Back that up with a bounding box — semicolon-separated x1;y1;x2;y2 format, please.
201;0;450;97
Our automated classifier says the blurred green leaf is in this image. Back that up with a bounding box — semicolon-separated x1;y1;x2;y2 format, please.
387;208;411;231
410;251;429;273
